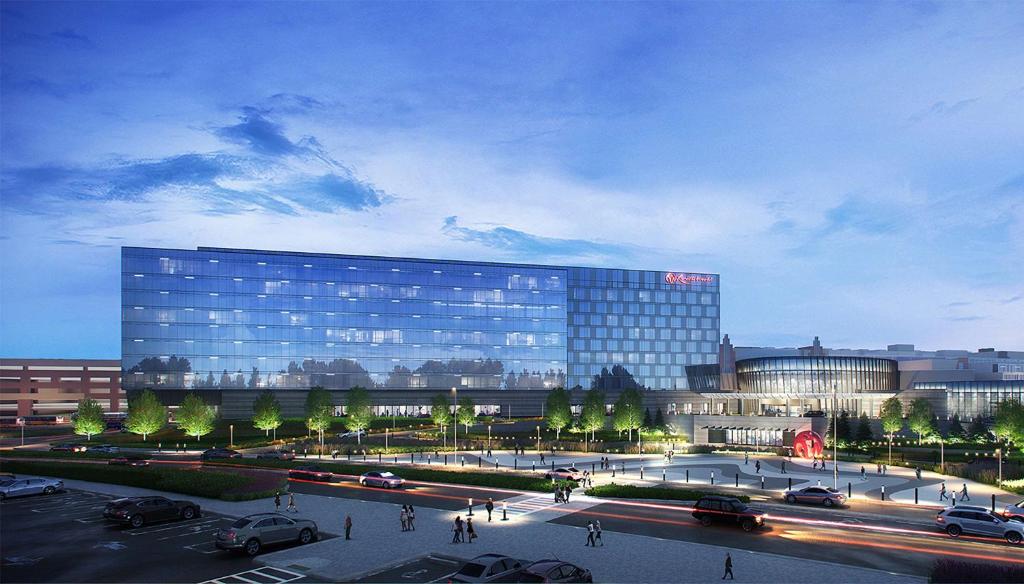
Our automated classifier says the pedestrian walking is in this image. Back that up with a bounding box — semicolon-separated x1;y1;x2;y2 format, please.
821;460;827;472
744;452;749;465
274;492;281;512
486;498;494;522
812;459;818;471
486;448;492;458
755;460;761;474
915;467;922;480
452;516;464;543
540;453;545;464
564;484;571;504
860;466;867;481
780;460;787;474
960;484;970;501
877;463;882;475
555;485;564;503
345;514;352;540
585;520;596;546
286;492;297;513
939;482;948;501
400;505;408;531
722;553;734;580
595;519;603;546
408;505;416;530
467;517;476;542
883;464;888;476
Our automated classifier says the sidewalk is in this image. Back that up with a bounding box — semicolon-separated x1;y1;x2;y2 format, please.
42;476;924;583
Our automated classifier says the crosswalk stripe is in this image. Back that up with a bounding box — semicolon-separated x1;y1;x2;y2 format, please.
200;566;307;584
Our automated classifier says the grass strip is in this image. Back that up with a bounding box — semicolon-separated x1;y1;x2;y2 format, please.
584;482;750;503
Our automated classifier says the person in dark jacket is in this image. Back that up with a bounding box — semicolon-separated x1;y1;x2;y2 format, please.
722;553;734;579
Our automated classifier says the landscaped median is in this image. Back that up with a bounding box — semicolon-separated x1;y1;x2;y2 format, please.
0;459;286;501
584;482;750;503
209;457;578;493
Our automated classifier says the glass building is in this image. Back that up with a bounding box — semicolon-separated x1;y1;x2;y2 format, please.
734;356;899;395
122;247;719;392
913;380;1024;418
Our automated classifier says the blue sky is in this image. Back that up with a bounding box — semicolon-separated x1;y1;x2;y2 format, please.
1;1;1022;358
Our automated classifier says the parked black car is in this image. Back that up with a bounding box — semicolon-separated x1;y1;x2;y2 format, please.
108;455;150;467
200;448;242;461
691;495;766;532
288;465;334;482
511;560;593;583
103;496;201;528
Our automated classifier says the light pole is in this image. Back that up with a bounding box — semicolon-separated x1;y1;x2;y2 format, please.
487;424;492;453
451;387;458;463
997;448;1003;486
832;383;838;490
385;428;389;454
940;438;944;473
536;425;541;454
229;424;234;448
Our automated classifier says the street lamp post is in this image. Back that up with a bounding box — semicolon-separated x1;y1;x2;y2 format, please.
832;383;838;490
451;387;458;464
385;429;389;454
487;425;492;453
536;426;541;454
997;448;1003;486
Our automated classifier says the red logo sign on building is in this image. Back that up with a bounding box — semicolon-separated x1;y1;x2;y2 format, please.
664;273;714;285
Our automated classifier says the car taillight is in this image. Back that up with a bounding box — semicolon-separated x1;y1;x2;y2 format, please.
225;530;236;540
936;515;944;522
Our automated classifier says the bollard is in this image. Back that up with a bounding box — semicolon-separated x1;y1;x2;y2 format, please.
881;485;885;501
347;452;350;461
158;442;162;452
445;454;448;465
394;456;398;464
612;465;616;478
992;494;997;513
495;460;499;470
379;453;382;463
461;457;465;467
663;468;666;482
914;487;918;505
363;453;367;462
641;466;644;480
735;474;739;487
761;475;765;489
952;493;957;507
502;505;508;521
848;482;852;498
711;471;715;485
788;477;792;490
533;462;536;472
514;458;518;470
411;453;414;464
592;462;596;474
686;469;689;483
468;502;473;516
478;457;481;468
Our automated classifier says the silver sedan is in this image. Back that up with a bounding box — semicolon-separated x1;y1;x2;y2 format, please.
784;486;846;507
0;477;64;500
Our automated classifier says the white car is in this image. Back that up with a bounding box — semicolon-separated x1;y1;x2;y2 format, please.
0;477;64;500
337;429;367;439
444;553;526;583
359;471;404;488
545;467;583;481
1004;500;1024;522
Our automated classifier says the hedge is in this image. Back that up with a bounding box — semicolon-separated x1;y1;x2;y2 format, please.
584;483;750;503
212;458;576;493
0;460;284;501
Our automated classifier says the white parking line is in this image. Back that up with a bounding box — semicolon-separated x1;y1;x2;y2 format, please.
183;541;221;555
157;528;220;541
200;566;307;584
127;519;220;535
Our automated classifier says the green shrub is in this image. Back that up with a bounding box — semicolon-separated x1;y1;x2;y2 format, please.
0;460;284;501
584;482;750;503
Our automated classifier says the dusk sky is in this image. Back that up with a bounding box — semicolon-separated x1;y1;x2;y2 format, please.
1;1;1022;358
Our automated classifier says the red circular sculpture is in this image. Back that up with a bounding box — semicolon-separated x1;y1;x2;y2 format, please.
793;430;824;459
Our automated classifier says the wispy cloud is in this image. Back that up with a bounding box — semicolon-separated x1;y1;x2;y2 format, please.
442;216;635;262
908;97;981;123
1003;294;1024;305
945;315;987;322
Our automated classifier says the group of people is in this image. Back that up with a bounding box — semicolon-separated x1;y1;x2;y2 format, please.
663;450;676;462
584;519;604;546
555;483;574;503
273;492;299;513
598;457;613;470
876;463;889;475
938;482;971;502
451;515;477;543
400;505;417;531
811;458;829;471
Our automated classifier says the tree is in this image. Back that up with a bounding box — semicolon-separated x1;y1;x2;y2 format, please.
836;411;852;444
642;407;653;429
456;396;476;433
993;399;1024;447
967;416;990;442
613;388;643;442
431;393;452;428
654;407;666;430
908;398;934;445
879;397;904;464
947;414;966;441
344;386;374;445
125;389;166;441
544;387;572;440
73;398;105;441
305;386;333;433
177;393;217;441
855;413;874;443
252;391;282;438
580;390;606;443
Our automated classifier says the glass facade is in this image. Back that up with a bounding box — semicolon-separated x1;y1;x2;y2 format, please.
914;381;1024;418
122;247;719;392
735;356;898;395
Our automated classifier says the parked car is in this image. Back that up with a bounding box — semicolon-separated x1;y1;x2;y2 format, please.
289;465;334;482
358;471;404;488
544;467;583;481
337;429;367;439
1003;500;1024;522
200;448;242;461
49;443;87;453
215;512;318;556
87;444;121;454
108;455;150;467
445;554;526;583
104;495;201;528
783;486;846;507
936;506;1024;544
691;495;766;532
257;449;296;460
0;477;64;500
511;560;592;583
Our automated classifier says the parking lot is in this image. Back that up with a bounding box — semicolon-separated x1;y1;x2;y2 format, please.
0;489;329;583
351;554;464;583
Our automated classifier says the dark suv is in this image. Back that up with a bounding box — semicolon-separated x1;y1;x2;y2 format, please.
691;496;766;532
200;448;242;461
103;496;201;528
